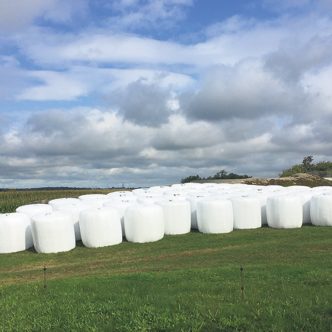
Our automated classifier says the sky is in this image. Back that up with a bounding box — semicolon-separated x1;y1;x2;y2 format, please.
0;0;332;188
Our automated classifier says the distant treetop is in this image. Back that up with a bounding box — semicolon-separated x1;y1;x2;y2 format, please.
280;156;332;178
181;170;251;183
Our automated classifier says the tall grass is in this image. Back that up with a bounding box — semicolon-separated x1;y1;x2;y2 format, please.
0;189;114;213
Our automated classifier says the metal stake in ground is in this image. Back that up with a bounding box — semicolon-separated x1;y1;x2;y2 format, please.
240;266;244;299
43;266;47;289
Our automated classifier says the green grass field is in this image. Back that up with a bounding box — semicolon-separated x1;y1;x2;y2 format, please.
0;190;331;331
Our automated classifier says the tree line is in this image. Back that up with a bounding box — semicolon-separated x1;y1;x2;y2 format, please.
181;170;251;183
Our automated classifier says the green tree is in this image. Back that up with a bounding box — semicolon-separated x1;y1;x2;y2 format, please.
280;156;332;177
181;175;201;184
302;155;314;171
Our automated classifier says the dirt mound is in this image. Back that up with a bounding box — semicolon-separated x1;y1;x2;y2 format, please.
244;173;332;187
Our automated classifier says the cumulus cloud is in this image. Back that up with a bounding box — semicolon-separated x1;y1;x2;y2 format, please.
265;34;332;82
181;60;303;121
1;106;331;187
0;0;87;33
105;0;193;31
1;3;332;187
16;66;194;101
112;80;173;126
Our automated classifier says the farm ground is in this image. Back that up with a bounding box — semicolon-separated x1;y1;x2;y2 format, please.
0;190;331;331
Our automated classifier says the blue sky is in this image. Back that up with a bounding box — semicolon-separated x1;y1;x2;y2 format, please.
0;0;332;188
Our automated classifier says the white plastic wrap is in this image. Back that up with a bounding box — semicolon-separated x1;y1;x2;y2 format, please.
106;191;135;199
137;195;163;205
311;186;332;195
16;204;53;218
107;190;131;195
78;194;108;207
299;192;313;224
80;200;105;209
255;194;269;225
187;194;209;229
104;196;137;205
52;201;88;240
0;213;33;253
124;204;164;243
103;199;134;237
132;188;150;196
266;195;303;228
48;198;81;209
79;208;122;248
158;199;191;235
196;199;233;234
310;194;332;226
31;211;76;253
231;196;261;229
79;194;108;201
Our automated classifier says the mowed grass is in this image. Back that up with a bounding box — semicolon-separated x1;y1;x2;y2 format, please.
0;190;331;331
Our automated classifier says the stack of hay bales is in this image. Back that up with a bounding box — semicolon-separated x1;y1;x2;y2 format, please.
0;183;331;254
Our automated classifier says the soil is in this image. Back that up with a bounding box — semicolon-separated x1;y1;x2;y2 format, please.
196;173;332;187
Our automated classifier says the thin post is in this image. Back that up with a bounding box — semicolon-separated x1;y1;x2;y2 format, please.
240;266;244;299
43;266;47;289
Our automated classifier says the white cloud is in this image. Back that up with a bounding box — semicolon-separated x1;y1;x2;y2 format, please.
17;70;89;101
182;59;304;121
106;0;193;30
16;13;332;72
1;6;332;187
16;66;194;101
0;0;87;32
1;106;331;187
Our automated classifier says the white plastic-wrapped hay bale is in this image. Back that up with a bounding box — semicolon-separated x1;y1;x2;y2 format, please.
78;194;107;208
285;185;311;193
124;204;164;243
311;186;332;195
164;189;185;197
310;194;332;226
79;207;122;248
79;194;107;201
31;211;76;253
266;195;303;228
158;199;191;235
187;194;210;229
0;213;33;253
137;195;163;205
299;192;313;224
106;191;135;199
196;198;233;234
103;199;134;237
254;193;269;226
48;198;81;209
104;195;137;205
16;204;53;218
132;188;150;196
162;195;187;203
51;201;88;241
231;196;261;229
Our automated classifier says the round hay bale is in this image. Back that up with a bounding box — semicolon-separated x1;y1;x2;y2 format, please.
0;213;33;253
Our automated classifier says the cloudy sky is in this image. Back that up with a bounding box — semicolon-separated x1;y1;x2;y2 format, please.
0;0;332;188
